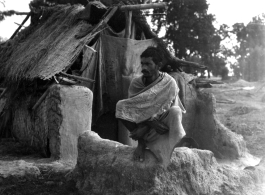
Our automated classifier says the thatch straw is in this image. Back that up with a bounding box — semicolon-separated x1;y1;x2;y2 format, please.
0;5;93;83
0;89;49;155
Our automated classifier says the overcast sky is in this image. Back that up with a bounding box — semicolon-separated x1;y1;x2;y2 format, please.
0;0;264;39
207;0;265;26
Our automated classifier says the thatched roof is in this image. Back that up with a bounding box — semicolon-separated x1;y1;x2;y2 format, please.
0;5;93;82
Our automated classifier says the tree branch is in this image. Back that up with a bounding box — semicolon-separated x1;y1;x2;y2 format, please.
14;11;30;15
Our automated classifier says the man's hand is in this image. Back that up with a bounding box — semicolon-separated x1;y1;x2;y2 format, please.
145;119;169;135
129;125;149;140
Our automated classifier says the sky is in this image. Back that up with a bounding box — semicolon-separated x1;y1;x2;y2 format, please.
207;0;265;26
0;0;31;39
0;0;265;39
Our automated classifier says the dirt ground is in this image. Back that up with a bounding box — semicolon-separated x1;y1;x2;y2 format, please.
0;141;79;195
1;78;265;195
205;79;265;159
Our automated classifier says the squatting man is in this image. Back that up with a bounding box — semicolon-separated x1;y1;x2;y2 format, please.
116;47;193;165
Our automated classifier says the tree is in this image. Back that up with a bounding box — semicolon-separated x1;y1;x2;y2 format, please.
152;0;228;76
232;14;265;81
243;46;265;81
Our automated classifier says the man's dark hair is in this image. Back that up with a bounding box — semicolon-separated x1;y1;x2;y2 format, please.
140;46;163;65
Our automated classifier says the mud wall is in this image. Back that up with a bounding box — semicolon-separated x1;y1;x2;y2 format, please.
176;74;247;159
12;84;93;162
74;131;263;195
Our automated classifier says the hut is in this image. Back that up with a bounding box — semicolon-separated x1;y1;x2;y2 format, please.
0;1;247;163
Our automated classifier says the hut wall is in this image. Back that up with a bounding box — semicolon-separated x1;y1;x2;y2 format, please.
12;95;48;155
170;72;247;159
48;85;93;162
12;84;93;162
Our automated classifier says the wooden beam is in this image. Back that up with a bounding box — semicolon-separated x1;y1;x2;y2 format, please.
60;72;95;83
32;87;50;111
10;12;30;40
14;11;30;15
176;59;207;69
14;22;26;27
120;3;167;11
124;11;132;38
142;13;166;16
130;21;136;39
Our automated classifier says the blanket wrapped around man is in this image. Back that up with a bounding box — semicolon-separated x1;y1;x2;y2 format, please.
116;72;185;124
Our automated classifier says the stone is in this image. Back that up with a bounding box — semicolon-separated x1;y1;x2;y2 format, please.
74;131;265;195
0;160;40;179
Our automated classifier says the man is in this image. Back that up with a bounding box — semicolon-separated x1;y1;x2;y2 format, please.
116;47;187;165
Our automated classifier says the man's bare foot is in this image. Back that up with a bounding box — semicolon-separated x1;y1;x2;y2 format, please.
133;140;145;162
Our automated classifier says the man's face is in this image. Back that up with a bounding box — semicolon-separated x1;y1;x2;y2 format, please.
140;57;159;78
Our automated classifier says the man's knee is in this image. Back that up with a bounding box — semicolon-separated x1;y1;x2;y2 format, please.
168;106;182;116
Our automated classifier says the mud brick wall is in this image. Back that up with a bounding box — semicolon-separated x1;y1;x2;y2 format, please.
182;82;246;159
46;85;93;161
12;84;93;162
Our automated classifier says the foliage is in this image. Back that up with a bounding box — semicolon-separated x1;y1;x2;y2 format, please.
242;46;265;81
151;0;228;76
232;14;265;81
0;10;17;22
220;66;229;80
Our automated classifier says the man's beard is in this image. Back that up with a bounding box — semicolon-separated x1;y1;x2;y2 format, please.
142;70;151;77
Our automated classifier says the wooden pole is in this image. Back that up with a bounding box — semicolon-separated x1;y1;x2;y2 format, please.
32;88;50;111
124;11;132;38
10;12;31;40
14;22;26;27
14;12;30;15
120;3;167;11
176;59;206;69
130;21;136;39
60;72;95;83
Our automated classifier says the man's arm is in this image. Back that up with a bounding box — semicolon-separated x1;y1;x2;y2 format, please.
119;119;150;140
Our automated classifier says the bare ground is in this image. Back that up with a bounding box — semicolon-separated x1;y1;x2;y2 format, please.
0;141;78;195
205;79;265;159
